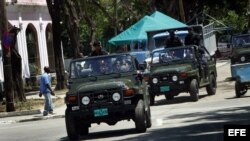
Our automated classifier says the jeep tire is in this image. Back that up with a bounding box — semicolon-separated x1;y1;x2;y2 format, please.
78;124;89;136
146;106;152;128
134;100;147;133
235;81;247;98
65;109;79;140
190;79;199;101
206;74;217;95
165;94;174;100
150;93;155;106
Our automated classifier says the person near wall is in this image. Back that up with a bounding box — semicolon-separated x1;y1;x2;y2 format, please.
39;66;55;116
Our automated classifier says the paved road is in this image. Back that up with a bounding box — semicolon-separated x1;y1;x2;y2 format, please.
0;61;250;141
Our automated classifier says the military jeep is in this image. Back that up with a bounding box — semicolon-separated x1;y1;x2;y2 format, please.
64;53;151;140
146;25;218;105
230;33;250;97
148;46;217;104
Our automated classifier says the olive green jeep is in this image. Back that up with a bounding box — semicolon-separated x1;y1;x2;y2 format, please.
148;45;217;105
230;33;250;97
148;25;217;105
64;53;151;140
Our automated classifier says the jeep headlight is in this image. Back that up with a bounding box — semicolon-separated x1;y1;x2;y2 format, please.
112;92;121;101
172;75;178;82
240;56;246;62
81;96;90;105
152;78;158;84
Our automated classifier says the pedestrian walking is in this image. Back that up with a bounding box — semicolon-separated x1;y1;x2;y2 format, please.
39;66;55;116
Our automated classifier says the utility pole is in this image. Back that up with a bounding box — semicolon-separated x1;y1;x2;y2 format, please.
0;0;15;112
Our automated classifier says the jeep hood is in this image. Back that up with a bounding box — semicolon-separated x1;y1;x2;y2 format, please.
151;64;192;75
74;79;134;93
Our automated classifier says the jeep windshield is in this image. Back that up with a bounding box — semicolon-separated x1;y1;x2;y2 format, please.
153;31;188;48
151;47;194;64
69;54;135;79
232;34;250;47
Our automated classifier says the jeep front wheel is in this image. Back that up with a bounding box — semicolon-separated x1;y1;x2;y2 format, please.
134;100;147;133
150;93;155;105
206;74;217;95
78;124;89;136
190;79;199;102
65;109;79;140
165;94;174;100
146;106;152;128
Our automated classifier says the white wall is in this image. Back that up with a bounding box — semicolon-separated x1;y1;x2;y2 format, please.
4;3;51;79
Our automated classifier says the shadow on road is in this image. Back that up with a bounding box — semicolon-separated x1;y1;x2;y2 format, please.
59;105;250;141
225;95;250;100
153;94;209;106
59;128;137;141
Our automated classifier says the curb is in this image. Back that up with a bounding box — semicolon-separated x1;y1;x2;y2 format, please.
18;114;65;123
0;109;41;118
0;114;65;125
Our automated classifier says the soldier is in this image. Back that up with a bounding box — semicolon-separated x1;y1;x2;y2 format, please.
165;30;183;48
89;40;108;56
185;27;200;46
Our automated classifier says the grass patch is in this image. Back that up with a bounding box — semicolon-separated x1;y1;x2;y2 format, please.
0;97;64;112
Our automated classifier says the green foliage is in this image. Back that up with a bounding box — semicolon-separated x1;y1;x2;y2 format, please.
61;0;250;55
221;10;248;32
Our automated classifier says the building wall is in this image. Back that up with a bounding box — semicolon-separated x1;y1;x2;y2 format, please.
5;0;52;79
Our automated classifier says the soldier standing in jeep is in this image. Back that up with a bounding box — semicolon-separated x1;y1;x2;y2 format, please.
90;40;108;56
185;27;201;46
165;30;183;48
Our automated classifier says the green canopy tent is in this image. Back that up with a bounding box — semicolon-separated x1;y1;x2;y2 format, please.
108;11;186;46
150;11;186;28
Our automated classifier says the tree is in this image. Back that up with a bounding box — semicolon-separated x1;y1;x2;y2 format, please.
0;0;15;112
11;26;25;102
46;0;66;90
61;0;82;58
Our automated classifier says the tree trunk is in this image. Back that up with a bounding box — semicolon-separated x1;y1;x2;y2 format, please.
0;0;15;111
81;0;97;46
10;27;25;102
46;0;66;90
113;0;118;36
62;0;81;58
178;0;186;22
162;0;180;20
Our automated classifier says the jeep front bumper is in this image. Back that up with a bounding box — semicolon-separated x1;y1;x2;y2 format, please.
66;103;136;124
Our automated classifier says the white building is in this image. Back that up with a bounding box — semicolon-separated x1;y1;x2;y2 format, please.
1;0;55;83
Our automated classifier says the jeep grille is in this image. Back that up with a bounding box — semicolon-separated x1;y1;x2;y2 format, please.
78;88;123;105
154;72;178;82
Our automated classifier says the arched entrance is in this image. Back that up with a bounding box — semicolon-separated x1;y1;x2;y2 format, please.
46;24;55;72
26;24;41;75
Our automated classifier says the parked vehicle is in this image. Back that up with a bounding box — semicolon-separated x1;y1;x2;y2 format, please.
64;53;151;140
217;35;232;58
147;25;218;105
230;33;250;97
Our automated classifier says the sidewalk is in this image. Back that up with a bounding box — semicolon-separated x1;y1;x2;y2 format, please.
0;89;67;124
